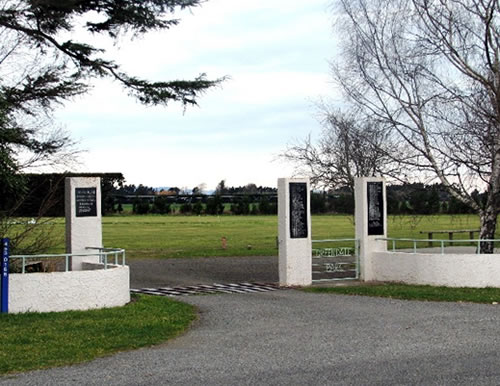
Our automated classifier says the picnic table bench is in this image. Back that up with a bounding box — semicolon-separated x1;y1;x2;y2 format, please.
419;229;480;247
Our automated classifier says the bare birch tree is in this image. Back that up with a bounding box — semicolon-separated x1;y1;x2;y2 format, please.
281;109;395;191
332;0;500;252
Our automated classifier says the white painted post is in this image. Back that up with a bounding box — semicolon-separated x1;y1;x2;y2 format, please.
355;177;387;281
65;177;102;270
278;178;312;286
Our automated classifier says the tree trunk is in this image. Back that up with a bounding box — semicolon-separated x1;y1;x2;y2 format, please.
479;207;498;254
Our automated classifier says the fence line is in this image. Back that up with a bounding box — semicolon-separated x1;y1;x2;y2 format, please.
11;248;126;273
377;238;500;254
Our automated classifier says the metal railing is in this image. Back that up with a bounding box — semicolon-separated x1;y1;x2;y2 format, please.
377;237;500;254
85;247;127;269
10;248;126;273
312;238;360;281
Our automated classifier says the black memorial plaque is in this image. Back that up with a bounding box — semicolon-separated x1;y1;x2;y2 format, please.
289;182;308;239
367;181;384;235
75;187;97;217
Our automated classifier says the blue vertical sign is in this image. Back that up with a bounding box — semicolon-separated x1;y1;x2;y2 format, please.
1;238;9;313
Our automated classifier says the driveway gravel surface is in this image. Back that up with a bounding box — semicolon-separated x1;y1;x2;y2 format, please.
129;256;279;288
2;257;500;385
2;290;500;385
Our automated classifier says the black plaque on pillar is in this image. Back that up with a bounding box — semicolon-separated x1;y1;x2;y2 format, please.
75;187;97;217
367;181;384;235
289;182;308;239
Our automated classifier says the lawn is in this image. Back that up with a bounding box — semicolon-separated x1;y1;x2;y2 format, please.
10;214;483;259
305;283;500;304
0;295;195;374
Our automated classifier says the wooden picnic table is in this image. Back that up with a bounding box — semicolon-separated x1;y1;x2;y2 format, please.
419;229;480;247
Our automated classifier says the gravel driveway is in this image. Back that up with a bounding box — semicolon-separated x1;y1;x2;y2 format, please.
3;257;500;385
129;256;279;288
2;290;500;385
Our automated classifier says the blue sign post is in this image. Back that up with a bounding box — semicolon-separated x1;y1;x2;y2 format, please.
1;238;9;313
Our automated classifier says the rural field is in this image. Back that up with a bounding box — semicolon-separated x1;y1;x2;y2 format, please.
21;214;486;259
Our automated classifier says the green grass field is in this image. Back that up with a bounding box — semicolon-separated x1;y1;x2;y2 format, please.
0;295;195;374
14;213;485;259
305;283;500;304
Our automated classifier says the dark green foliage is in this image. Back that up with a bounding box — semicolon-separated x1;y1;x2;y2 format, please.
311;192;327;214
230;196;251;215
151;196;171;214
1;173;124;217
447;196;474;214
250;204;259;215
179;202;192;214
192;201;203;215
205;195;224;215
329;193;354;214
257;196;277;215
133;199;150;215
0;0;221;109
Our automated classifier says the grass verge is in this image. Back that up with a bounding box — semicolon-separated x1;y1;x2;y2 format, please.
305;283;500;304
0;295;196;375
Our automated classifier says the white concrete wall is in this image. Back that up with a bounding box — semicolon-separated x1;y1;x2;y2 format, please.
65;177;102;270
9;265;130;313
278;178;312;286
371;251;500;288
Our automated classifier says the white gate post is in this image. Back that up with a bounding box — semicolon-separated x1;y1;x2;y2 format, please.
355;177;387;281
278;178;312;286
65;177;102;270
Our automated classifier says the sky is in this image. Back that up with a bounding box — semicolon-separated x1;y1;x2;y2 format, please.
55;0;339;191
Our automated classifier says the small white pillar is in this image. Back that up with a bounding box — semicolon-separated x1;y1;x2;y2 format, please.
278;178;312;287
355;177;387;281
65;177;102;270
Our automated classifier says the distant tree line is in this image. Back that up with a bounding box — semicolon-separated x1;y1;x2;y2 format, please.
123;182;478;216
127;194;278;216
311;183;478;216
9;176;480;217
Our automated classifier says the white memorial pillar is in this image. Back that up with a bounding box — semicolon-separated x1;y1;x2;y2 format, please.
355;177;387;281
278;178;312;287
65;177;102;270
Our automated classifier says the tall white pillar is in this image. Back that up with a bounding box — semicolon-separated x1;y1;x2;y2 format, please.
65;177;102;270
355;177;387;281
278;178;312;286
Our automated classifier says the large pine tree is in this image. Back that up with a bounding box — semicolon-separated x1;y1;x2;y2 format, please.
0;1;222;251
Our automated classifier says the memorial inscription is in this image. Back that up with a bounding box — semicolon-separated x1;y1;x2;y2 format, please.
289;182;308;239
75;187;97;217
367;182;384;235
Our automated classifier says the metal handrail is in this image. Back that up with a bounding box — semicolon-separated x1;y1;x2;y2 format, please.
10;248;126;273
377;237;500;255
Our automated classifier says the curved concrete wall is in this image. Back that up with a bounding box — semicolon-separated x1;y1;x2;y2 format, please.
9;265;130;313
372;251;500;288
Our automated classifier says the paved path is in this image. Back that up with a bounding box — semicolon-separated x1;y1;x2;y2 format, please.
129;256;279;288
2;290;500;385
